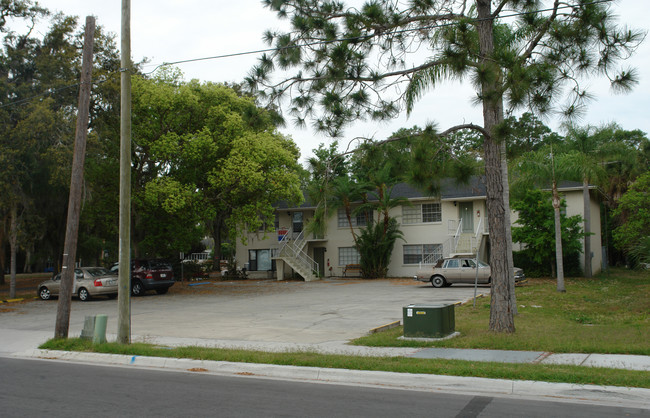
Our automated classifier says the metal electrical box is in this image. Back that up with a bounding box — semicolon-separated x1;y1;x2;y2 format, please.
403;304;455;338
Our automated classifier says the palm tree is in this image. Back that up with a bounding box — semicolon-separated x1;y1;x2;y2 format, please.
561;126;611;278
511;146;572;292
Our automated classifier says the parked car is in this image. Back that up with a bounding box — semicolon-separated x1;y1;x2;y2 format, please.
130;259;174;296
38;267;118;301
414;257;526;288
109;259;175;296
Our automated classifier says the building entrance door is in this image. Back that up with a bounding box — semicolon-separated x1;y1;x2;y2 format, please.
313;247;325;278
459;202;474;233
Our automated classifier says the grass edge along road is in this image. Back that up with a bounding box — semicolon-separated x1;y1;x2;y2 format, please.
41;338;650;389
41;269;649;389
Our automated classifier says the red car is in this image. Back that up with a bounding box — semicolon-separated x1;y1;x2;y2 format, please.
111;259;175;296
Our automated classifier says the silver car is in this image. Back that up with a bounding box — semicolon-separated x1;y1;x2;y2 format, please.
414;257;525;288
38;267;119;301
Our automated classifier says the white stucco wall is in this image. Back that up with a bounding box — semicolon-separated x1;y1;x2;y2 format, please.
235;187;602;279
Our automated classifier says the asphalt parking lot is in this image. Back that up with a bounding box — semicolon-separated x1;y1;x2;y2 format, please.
0;278;488;347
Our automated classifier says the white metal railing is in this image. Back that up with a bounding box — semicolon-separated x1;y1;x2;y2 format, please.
278;228;320;278
452;221;463;253
474;217;483;243
419;252;444;268
183;252;210;263
448;219;458;235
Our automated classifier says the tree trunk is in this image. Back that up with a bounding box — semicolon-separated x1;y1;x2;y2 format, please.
0;214;6;285
582;178;592;278
552;182;566;292
9;203;18;299
477;0;514;333
23;248;32;273
209;215;225;267
501;141;517;315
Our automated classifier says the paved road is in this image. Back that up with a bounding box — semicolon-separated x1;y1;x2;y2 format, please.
0;278;486;347
2;357;646;418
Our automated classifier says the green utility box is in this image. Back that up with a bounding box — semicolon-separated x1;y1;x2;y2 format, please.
403;304;455;338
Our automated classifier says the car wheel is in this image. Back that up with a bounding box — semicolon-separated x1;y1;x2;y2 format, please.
39;287;51;300
431;275;446;288
131;281;144;296
78;288;90;301
155;288;169;295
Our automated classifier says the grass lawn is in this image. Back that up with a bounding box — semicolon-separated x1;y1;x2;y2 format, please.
353;268;650;355
39;268;650;388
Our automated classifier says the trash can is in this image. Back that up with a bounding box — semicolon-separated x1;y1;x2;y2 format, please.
403;304;455;338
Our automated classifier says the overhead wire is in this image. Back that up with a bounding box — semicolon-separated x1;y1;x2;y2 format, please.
0;0;614;110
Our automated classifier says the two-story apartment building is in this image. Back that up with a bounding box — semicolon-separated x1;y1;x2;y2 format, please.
235;177;602;280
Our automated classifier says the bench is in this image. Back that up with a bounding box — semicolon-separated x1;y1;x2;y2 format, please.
343;264;361;277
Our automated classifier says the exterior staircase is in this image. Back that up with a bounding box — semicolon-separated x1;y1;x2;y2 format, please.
277;229;320;282
450;217;485;258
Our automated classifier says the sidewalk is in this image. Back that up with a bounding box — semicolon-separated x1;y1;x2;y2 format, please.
4;329;650;410
122;333;650;371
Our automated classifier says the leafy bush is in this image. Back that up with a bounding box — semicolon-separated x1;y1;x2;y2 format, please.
513;251;582;278
512;189;586;277
357;217;403;279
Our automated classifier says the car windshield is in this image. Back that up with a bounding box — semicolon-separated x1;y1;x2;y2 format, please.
85;267;111;277
149;260;171;269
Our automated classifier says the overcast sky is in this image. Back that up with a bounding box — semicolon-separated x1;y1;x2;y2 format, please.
39;0;650;163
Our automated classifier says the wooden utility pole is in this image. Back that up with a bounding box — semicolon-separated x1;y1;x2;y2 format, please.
54;16;95;339
117;0;132;344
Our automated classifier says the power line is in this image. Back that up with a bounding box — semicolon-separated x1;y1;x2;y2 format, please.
146;0;614;72
0;0;615;110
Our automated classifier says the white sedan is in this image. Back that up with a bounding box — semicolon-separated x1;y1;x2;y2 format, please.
38;267;119;301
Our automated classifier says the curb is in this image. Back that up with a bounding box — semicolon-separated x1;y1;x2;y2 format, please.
17;349;650;410
0;297;36;304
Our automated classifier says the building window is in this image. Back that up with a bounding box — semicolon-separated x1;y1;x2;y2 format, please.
422;203;442;222
338;247;360;266
337;208;370;228
403;203;441;224
403;244;443;264
292;211;303;233
248;249;273;271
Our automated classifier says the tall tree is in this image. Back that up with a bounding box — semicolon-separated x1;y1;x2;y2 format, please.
561;125;615;278
0;9;121;281
511;188;586;277
511;145;574;290
502;112;561;159
129;71;303;263
612;170;650;266
247;0;642;332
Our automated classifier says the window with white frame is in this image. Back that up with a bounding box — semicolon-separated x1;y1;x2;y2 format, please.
338;247;360;265
403;203;441;224
337;208;370;228
403;244;443;264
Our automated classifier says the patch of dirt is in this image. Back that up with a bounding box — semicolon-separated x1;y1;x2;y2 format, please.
0;274;49;297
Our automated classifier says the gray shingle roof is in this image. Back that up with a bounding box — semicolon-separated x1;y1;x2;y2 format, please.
277;177;594;209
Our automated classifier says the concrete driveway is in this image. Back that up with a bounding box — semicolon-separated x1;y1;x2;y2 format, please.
0;278;488;349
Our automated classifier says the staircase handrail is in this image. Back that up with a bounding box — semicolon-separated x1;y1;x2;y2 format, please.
452;220;463;253
279;228;320;278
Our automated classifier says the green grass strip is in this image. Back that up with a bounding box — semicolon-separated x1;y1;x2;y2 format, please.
40;338;650;389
